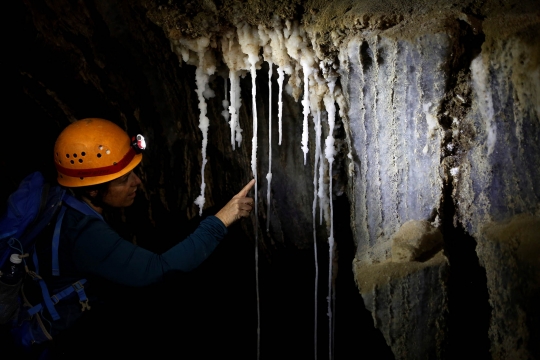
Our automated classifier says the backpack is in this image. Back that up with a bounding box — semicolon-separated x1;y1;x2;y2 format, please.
0;171;102;350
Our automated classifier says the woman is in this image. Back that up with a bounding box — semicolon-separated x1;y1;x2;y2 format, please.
21;118;254;357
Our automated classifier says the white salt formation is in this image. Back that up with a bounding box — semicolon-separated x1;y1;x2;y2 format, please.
221;77;229;122
301;62;313;164
267;18;294;145
236;22;263;360
284;23;315;164
258;25;274;232
323;81;337;357
266;62;273;232
471;55;497;156
277;67;285;145
221;31;245;149
170;20;342;360
312;108;322;358
172;36;217;216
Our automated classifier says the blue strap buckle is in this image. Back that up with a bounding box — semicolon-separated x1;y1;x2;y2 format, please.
72;281;91;312
72;281;84;292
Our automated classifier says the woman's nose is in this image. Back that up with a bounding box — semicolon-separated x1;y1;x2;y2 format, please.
131;172;142;186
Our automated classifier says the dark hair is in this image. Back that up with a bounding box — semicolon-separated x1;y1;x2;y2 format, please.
68;181;111;208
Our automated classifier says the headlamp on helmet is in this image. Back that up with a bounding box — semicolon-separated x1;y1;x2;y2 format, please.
132;134;146;154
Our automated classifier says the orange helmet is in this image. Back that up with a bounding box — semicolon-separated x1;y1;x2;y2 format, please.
54;118;144;187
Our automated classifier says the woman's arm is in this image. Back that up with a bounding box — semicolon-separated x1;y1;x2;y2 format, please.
70;215;226;287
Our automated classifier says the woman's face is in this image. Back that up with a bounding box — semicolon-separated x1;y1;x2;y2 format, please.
101;170;141;208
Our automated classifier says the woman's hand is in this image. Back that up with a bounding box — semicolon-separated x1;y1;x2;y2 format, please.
214;179;256;227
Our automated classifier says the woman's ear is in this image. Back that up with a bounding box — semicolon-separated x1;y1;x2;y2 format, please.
88;189;99;198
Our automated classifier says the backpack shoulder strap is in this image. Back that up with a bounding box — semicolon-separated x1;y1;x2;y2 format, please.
50;193;104;276
62;194;104;221
29;193;103;320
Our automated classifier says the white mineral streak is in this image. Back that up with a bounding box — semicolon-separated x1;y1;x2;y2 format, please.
310;70;330;227
221;32;246;149
422;102;439;154
311;108;322;359
237;22;262;360
221;77;230;122
277;67;285;145
260;26;274;232
267;18;292;146
284;23;314;164
471;55;497;155
369;35;385;258
231;72;244;148
176;37;216;216
318;138;327;225
354;38;370;247
323;80;336;360
301;63;313;164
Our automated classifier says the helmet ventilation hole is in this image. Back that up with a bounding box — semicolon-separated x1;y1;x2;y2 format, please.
66;154;70;158
73;153;77;158
80;177;84;180
81;152;86;156
113;162;117;165
98;145;103;150
106;150;110;155
79;159;83;163
97;153;102;158
70;160;74;164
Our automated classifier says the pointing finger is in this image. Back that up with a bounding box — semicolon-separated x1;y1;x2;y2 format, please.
236;179;256;198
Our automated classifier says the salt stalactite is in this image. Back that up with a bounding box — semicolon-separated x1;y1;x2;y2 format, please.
312;108;323;360
221;32;246;150
237;22;262;360
318;143;326;225
230;72;244;148
284;23;314;163
258;26;274;233
268;18;293;146
307;65;329;359
227;72;243;149
323;81;337;360
221;77;230;123
301;62;313;164
277;67;285;145
265;61;273;232
175;37;216;216
309;71;329;228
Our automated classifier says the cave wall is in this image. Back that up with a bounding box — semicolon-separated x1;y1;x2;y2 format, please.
455;17;540;358
342;5;540;359
3;0;540;359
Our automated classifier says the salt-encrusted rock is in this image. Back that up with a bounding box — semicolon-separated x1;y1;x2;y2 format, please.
476;214;540;359
354;251;450;360
391;220;443;263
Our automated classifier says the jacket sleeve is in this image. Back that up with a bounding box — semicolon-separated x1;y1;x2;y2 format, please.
68;214;227;287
